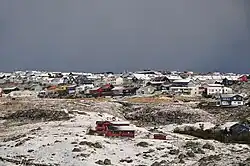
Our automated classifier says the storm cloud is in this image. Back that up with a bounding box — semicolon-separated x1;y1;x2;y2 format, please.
0;0;249;72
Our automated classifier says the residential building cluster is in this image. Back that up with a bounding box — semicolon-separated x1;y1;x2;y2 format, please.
0;70;249;107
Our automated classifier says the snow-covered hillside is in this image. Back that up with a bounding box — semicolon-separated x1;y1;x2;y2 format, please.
1;109;250;166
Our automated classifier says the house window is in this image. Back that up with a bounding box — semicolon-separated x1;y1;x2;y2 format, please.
238;102;242;104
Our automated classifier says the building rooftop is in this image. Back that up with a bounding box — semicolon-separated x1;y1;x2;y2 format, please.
220;94;243;98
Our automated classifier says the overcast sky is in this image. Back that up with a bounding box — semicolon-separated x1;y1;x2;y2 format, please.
0;0;249;73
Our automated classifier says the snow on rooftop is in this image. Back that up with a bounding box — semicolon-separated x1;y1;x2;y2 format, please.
166;75;182;80
111;121;130;125
89;87;100;91
112;87;125;91
207;84;224;87
133;73;151;80
220;94;242;98
173;79;191;83
220;122;239;129
114;126;135;131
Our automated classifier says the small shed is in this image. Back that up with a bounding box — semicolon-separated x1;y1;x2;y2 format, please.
153;134;167;140
66;85;77;94
122;87;137;96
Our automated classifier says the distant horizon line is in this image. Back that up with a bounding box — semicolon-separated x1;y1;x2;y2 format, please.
0;68;249;75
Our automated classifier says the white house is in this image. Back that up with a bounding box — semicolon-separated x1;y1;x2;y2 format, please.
203;84;233;96
49;77;68;85
133;70;162;80
76;84;95;93
136;85;156;95
168;79;202;96
8;90;37;98
103;76;116;85
169;86;201;96
115;77;124;85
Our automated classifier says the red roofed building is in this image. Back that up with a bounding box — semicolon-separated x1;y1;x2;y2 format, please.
95;121;135;138
239;75;248;82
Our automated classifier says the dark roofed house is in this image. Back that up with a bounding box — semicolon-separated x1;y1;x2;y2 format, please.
222;78;237;86
152;76;170;83
217;94;244;107
229;123;250;136
171;79;195;87
146;76;171;91
2;87;20;94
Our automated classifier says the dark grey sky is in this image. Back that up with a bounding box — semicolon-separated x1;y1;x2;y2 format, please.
0;0;249;73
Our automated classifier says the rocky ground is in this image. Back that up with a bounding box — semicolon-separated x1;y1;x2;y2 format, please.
122;102;216;126
0;98;250;166
231;82;250;96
